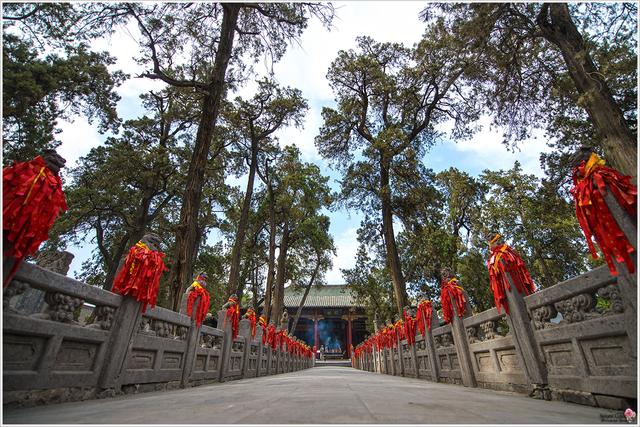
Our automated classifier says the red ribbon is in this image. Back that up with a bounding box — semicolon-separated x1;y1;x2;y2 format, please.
487;244;536;314
3;156;68;286
403;311;416;345
112;242;167;313
186;282;211;326
572;157;637;276
224;297;240;340
416;300;433;336
441;277;466;324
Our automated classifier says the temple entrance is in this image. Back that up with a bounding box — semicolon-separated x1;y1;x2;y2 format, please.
291;317;314;345
318;318;346;359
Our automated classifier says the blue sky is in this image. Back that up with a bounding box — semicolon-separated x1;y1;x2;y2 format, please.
54;2;552;284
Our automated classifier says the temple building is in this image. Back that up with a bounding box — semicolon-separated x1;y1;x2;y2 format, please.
282;285;368;359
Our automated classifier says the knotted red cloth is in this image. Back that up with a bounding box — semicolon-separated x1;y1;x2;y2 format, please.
224;296;240;339
244;308;257;338
403;312;416;345
186;278;211;326
3;156;68;286
441;277;466;323
277;330;287;351
267;324;277;349
259;315;267;345
487;243;537;314
416;300;433;336
572;153;637;276
395;319;405;341
112;241;167;313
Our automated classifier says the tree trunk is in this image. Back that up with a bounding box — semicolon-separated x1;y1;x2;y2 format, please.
263;184;277;322
271;221;290;323
228;138;259;296
252;263;259;312
289;254;321;334
379;153;407;316
537;3;637;180
166;5;240;311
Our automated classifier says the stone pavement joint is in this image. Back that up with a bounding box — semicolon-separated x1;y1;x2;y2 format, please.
3;366;618;424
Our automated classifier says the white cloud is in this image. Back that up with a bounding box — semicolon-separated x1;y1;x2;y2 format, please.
438;116;553;177
325;226;359;284
56;118;102;169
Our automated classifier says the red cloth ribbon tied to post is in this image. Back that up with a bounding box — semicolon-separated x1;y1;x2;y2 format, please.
403;312;416;345
259;315;267;345
571;153;637;276
186;277;211;326
3;155;68;286
278;330;287;351
441;277;466;324
267;324;277;349
487;242;537;315
395;319;405;341
244;308;257;338
416;300;433;336
224;296;240;340
112;241;167;313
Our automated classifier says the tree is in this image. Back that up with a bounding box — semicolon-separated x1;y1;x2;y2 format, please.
422;3;637;179
45;88;202;288
477;162;592;289
223;79;308;297
125;2;334;311
268;146;333;321
288;215;335;334
2;34;125;164
316;33;481;315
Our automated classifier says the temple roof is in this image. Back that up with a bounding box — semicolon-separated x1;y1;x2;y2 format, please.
283;284;363;308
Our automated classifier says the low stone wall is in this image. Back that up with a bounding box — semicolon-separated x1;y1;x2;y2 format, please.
353;264;636;410
3;263;314;408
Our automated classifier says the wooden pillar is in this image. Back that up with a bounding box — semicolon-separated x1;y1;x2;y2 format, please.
314;315;319;350
346;316;352;358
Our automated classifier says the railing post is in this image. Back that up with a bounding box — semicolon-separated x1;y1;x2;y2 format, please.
238;318;251;377
396;334;405;376
98;296;143;391
603;185;637;358
449;293;477;387
217;309;232;382
422;310;440;382
504;274;549;398
180;297;200;388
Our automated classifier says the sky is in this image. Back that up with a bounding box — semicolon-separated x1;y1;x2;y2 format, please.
54;1;553;284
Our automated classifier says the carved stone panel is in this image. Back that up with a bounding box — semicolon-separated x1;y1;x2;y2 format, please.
127;349;156;370
53;340;98;372
3;333;46;371
475;351;494;373
581;335;631;377
542;342;579;376
161;352;183;370
496;348;521;373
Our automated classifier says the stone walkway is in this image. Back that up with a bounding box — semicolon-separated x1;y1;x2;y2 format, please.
4;367;618;424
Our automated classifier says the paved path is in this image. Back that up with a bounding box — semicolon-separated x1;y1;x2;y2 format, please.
4;367;616;424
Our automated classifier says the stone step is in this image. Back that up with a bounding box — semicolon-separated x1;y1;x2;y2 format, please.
315;359;352;367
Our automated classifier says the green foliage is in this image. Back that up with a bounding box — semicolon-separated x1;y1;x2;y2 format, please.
2;34;126;164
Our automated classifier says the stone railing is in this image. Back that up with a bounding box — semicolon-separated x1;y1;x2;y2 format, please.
3;263;314;407
353;263;636;410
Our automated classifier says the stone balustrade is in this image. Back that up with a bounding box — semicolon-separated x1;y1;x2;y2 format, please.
3;263;314;407
353;264;637;410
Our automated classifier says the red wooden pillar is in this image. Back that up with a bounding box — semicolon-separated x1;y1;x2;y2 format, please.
314;316;319;350
346;316;353;358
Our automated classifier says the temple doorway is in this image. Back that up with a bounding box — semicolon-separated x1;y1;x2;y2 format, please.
318;318;346;359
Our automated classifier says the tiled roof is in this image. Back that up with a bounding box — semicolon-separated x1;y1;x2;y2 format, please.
283;285;362;308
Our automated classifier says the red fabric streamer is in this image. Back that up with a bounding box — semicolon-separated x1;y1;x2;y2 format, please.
259;315;267;345
487;243;537;314
112;241;167;313
3;156;68;285
267;324;277;349
416;300;433;336
441;277;466;324
244;308;257;338
403;312;416;345
224;296;240;340
572;153;637;276
186;281;211;326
